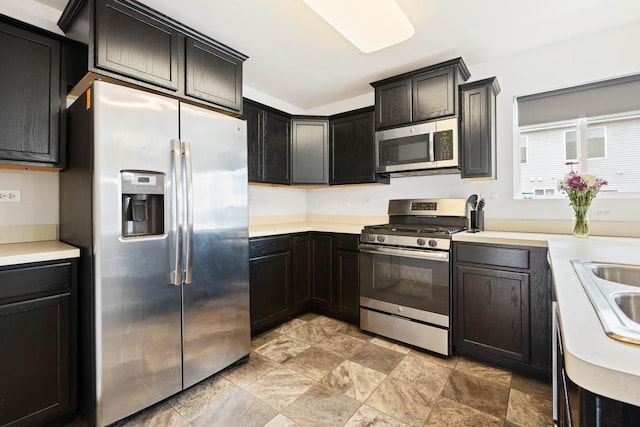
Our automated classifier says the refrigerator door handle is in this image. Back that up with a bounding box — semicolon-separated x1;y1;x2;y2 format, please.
183;140;194;285
171;138;183;286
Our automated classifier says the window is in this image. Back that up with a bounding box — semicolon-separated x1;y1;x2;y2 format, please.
520;135;528;164
515;74;640;198
564;126;606;161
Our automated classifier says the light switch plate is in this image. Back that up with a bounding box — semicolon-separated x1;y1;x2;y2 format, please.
0;190;21;202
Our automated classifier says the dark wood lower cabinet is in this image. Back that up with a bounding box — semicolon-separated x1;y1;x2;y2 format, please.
0;259;77;427
249;232;359;335
453;242;551;379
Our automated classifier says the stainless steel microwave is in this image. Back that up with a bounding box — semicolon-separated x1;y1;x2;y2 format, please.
375;118;459;175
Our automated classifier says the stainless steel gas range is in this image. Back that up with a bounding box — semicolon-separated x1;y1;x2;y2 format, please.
359;198;468;356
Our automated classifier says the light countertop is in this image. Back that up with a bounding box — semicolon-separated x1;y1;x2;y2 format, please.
454;231;640;406
0;240;80;267
250;222;365;237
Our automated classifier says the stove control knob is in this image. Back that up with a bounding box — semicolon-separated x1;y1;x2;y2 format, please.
417;238;426;246
428;239;438;248
376;235;385;243
368;235;376;242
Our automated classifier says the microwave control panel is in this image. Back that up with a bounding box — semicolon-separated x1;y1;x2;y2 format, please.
433;130;454;161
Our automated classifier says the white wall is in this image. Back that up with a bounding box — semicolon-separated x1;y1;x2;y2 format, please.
0;169;59;226
259;21;640;223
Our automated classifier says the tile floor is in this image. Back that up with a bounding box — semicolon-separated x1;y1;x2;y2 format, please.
109;312;553;426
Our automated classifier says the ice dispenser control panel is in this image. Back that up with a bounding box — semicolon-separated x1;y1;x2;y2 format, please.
121;171;165;238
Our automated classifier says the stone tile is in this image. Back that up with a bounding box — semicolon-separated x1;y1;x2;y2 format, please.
321;360;386;402
315;332;369;358
389;354;451;395
408;348;458;369
254;334;310;364
505;389;553;427
284;322;336;345
364;377;437;427
425;396;503;427
349;343;406;374
339;323;375;342
222;352;279;388
310;315;348;332
344;404;410;427
454;358;512;388
297;312;321;322
276;318;307;334
264;414;300;427
117;402;190;427
370;337;411;354
510;373;553;401
284;346;345;381
282;383;361;427
245;367;315;411
441;369;510;419
167;376;238;421
190;388;278;427
251;329;281;350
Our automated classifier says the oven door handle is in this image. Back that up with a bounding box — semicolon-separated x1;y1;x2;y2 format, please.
359;244;449;262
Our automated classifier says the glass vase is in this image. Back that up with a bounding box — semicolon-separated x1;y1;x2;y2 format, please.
572;205;590;237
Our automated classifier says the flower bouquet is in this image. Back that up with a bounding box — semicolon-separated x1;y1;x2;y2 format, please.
560;163;608;237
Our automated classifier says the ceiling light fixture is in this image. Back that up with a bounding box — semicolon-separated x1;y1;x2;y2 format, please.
302;0;415;53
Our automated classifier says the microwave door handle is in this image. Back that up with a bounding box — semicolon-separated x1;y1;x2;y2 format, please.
359;244;449;262
171;138;183;286
428;132;435;162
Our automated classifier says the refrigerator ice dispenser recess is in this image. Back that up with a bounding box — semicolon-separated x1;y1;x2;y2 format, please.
121;171;165;238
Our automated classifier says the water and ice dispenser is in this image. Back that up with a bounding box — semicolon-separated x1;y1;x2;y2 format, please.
121;171;165;238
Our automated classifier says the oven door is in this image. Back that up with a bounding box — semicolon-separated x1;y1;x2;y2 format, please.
359;244;450;327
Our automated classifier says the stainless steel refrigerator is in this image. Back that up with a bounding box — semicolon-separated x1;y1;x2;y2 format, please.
60;80;250;427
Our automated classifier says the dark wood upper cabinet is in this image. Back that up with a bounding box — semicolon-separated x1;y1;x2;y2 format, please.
291;118;329;185
412;68;455;122
244;99;291;185
374;79;412;129
185;37;242;111
329;107;388;185
460;77;501;179
0;17;86;168
263;110;291;184
59;0;247;114
94;0;180;91
0;21;60;164
371;58;470;130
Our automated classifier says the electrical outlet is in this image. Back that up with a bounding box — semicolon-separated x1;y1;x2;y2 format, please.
0;190;21;203
593;208;611;217
480;193;498;201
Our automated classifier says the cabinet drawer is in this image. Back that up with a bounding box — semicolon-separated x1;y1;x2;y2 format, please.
0;262;72;304
249;236;291;258
456;243;529;270
334;233;360;252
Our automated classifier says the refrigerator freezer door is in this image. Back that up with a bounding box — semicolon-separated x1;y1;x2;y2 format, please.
179;103;250;388
92;81;182;426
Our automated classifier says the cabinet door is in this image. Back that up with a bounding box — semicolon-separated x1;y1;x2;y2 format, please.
94;0;180;90
0;22;61;164
249;252;291;334
0;294;71;426
412;68;455;122
263;111;291;184
185;37;242;112
460;78;499;179
456;265;530;362
310;234;333;308
293;235;312;309
335;249;359;323
244;102;262;182
291;119;329;184
330;110;376;184
375;79;412;129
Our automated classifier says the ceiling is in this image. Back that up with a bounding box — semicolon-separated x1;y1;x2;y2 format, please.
9;0;640;111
